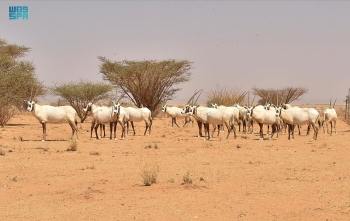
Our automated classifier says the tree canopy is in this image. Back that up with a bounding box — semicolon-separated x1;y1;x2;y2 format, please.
252;86;308;105
98;58;193;116
50;80;113;122
0;39;45;126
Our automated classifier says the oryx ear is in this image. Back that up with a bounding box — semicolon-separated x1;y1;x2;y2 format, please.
34;100;37;103
120;102;124;106
196;105;200;107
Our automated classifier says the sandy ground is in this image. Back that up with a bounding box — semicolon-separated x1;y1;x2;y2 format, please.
1;104;350;221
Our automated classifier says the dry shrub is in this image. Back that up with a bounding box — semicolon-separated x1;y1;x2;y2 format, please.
139;157;159;186
182;171;193;185
206;84;247;106
0;148;5;156
67;140;78;151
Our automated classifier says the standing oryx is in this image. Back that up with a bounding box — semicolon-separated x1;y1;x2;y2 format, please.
25;98;79;141
275;106;320;140
161;105;193;128
83;102;125;140
190;106;236;140
322;98;337;135
245;105;280;140
114;104;152;136
211;103;239;132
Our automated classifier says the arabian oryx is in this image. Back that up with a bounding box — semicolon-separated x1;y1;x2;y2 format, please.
161;105;193;128
245;105;280;140
188;105;237;140
322;98;338;135
275;106;320;140
83;102;125;140
180;89;206;137
116;105;152;136
211;103;239;132
25;100;79;141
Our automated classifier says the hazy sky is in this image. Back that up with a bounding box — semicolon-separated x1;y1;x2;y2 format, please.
2;1;350;104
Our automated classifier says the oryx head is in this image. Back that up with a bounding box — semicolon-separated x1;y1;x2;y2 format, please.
112;101;121;115
245;106;254;116
181;104;191;114
25;87;38;112
161;105;167;113
275;107;282;117
188;105;199;116
25;100;36;112
83;102;93;112
211;103;218;109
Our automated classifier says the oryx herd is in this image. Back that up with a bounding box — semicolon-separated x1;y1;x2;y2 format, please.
24;89;338;142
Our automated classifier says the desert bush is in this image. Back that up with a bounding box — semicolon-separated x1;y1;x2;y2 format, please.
67;140;78;151
182;171;193;185
206;84;247;106
139;160;159;186
0;148;5;156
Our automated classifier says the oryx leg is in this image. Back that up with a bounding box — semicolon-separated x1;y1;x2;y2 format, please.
258;123;264;140
196;120;203;137
173;117;180;128
68;121;78;141
94;123;100;139
204;123;210;140
310;122;318;140
41;122;46;141
100;124;106;138
130;121;136;135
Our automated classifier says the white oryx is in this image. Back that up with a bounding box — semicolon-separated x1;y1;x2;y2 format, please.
322;98;337;135
187;105;237;140
211;103;239;132
83;102;125;140
275;106;320;140
25;100;79;141
245;105;280;140
116;105;152;136
161;105;193;128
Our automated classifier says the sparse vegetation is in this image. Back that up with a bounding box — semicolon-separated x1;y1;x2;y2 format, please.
90;151;100;156
0;148;5;156
139;159;159;186
206;84;247;106
182;171;193;185
67;140;78;151
99;58;193;117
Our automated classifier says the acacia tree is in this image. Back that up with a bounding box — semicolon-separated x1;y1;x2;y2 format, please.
0;39;45;127
51;80;113;122
252;86;308;105
98;58;193;116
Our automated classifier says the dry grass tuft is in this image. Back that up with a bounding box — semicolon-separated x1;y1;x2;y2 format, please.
0;148;6;156
182;171;193;185
67;140;78;151
139;158;159;186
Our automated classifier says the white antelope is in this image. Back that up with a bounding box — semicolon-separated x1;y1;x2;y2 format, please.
322;98;337;135
83;102;125;140
245;105;280;140
161;105;193;128
275;106;320;140
118;105;152;136
211;103;239;132
25;100;79;141
187;105;236;140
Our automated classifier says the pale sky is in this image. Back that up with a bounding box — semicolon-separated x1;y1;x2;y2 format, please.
2;1;350;104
